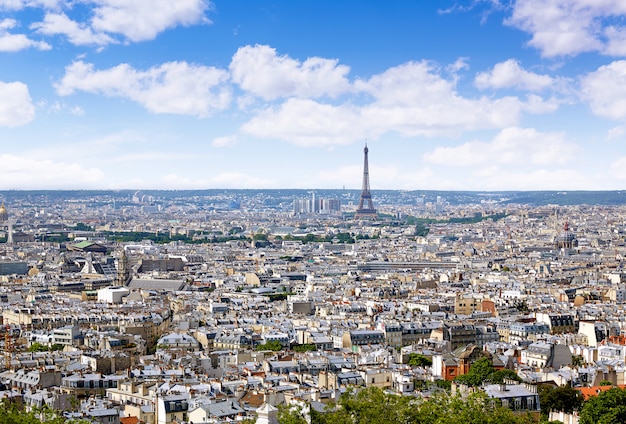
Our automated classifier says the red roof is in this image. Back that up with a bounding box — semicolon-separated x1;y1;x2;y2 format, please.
576;385;626;400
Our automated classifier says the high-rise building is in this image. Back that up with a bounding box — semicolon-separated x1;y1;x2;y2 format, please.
293;196;341;216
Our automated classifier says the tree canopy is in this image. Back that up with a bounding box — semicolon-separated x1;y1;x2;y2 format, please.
579;387;626;424
408;353;432;367
454;357;521;387
538;385;583;418
277;387;534;424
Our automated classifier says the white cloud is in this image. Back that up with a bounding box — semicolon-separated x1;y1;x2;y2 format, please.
522;94;561;114
69;105;84;115
607;126;626;140
505;0;626;57
0;0;60;10
90;0;211;42
0;18;50;51
32;13;114;45
356;61;453;106
474;59;554;91
29;0;210;46
241;59;537;147
356;61;525;135
580;60;626;120
230;44;352;100
0;154;104;189
0;81;35;126
423;127;576;167
604;25;626;56
212;135;237;147
241;99;367;147
56;60;231;117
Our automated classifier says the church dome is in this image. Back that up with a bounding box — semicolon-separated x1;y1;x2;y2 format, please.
555;222;577;248
0;202;8;222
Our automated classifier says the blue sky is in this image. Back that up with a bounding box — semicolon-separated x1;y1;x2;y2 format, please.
1;0;626;191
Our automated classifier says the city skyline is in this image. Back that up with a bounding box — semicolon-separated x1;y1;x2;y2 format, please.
1;1;626;191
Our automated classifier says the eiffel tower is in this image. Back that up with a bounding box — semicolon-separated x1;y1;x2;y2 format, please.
355;144;377;219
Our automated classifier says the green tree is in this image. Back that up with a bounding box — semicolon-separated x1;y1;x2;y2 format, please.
73;222;94;232
28;343;49;352
277;404;309;424
572;355;585;367
455;358;522;387
408;353;432;367
579;387;626;424
50;343;64;352
0;400;83;424
298;387;534;424
455;357;495;387
292;344;316;352
538;385;583;419
490;369;522;384
256;340;282;351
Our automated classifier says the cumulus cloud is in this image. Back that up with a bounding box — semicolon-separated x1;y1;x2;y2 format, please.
0;154;104;189
56;60;231;117
604;25;626;56
0;0;60;10
580;60;626;120
241;99;367;147
0;81;35;126
474;59;554;91
29;0;210;46
32;13;114;45
521;94;561;114
505;0;626;57
423;127;576;167
0;18;50;51
357;61;525;134
240;58;539;147
90;0;211;42
230;45;352;100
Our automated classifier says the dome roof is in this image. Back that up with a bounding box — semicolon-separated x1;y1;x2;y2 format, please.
0;202;7;222
555;222;577;248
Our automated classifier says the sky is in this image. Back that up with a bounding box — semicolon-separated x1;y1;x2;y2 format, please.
1;0;626;191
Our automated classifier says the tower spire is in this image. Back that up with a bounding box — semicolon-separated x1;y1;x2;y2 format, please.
355;143;377;219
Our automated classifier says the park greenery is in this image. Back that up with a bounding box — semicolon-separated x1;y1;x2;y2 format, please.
26;211;514;246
